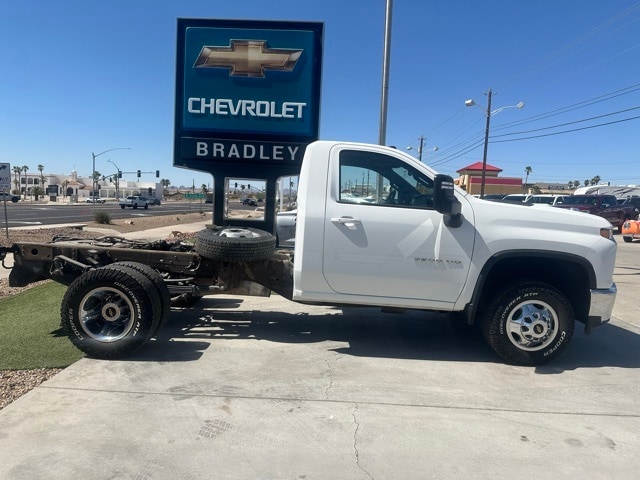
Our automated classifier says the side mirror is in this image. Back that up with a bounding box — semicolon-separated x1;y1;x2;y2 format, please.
434;174;463;228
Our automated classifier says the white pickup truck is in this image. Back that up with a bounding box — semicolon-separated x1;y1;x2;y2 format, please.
2;141;617;366
118;195;149;209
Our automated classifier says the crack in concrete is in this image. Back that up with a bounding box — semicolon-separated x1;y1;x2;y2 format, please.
352;403;374;480
324;359;334;401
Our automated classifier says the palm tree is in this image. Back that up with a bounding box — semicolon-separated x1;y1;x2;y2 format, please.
21;165;29;198
573;180;580;190
567;181;574;190
37;164;46;190
524;166;532;192
12;166;21;196
160;178;170;198
591;175;601;186
584;179;590;187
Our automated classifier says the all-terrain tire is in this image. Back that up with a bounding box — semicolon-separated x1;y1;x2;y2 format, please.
194;226;276;262
109;261;172;334
60;265;161;359
481;280;575;366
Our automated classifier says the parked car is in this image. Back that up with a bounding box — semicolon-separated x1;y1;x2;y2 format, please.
479;194;507;201
501;194;531;203
621;218;640;243
554;194;636;232
618;196;640;219
527;194;568;206
86;196;106;203
0;192;19;203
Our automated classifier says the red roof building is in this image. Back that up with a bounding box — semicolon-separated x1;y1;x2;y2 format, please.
455;161;522;195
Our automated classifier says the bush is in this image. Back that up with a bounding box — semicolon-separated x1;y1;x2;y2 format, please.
93;211;112;225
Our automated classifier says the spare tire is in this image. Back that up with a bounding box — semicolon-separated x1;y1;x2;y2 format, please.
195;226;275;262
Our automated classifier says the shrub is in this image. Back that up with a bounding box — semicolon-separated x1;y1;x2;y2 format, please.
93;211;112;225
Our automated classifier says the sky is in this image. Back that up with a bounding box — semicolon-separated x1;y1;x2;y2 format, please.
1;0;639;189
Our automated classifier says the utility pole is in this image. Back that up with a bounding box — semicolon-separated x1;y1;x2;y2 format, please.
480;88;493;199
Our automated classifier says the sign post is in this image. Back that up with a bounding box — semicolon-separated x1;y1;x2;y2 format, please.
1;162;11;239
174;18;323;233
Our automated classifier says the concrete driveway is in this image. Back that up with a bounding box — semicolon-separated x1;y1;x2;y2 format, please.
0;241;639;479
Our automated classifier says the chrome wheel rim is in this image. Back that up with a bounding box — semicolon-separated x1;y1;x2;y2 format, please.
506;299;558;351
79;287;135;342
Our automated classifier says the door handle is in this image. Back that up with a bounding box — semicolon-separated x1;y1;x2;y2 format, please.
331;217;362;226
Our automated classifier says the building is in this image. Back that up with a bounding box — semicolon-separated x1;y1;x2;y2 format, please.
455;161;522;195
10;169;162;202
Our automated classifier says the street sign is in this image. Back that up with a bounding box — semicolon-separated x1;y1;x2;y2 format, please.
0;163;10;191
184;193;205;199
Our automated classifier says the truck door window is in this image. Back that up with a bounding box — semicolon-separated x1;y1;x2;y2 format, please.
338;149;434;209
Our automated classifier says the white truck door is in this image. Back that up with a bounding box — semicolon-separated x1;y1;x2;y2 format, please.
321;147;475;305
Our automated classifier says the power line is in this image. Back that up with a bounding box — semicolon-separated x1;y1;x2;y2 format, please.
491;105;640;138
491;114;640;143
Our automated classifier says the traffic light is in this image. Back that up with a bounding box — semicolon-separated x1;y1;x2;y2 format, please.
248;183;251;190
148;187;152;195
235;182;238;188
156;170;159;178
137;170;141;178
118;171;122;179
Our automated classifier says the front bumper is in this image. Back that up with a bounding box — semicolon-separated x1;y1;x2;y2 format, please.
585;283;617;334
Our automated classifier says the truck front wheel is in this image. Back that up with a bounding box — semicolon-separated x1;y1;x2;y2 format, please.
60;265;161;359
482;281;575;366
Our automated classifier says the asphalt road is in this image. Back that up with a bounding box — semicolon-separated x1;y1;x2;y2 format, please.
0;200;212;228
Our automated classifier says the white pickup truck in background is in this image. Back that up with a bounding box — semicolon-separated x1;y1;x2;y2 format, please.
118;195;149;209
2;141;617;366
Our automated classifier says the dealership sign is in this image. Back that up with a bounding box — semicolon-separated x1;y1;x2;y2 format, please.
0;163;10;191
174;19;323;170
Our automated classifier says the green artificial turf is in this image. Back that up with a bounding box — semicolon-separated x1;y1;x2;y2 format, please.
0;282;84;370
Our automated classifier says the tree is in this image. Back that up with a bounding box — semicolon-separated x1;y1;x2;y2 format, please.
92;170;102;196
12;166;21;196
591;175;601;186
37;164;46;191
524;166;532;193
160;178;171;197
567;181;574;190
584;179;590;187
62;179;69;198
201;184;209;195
573;180;580;190
21;165;29;198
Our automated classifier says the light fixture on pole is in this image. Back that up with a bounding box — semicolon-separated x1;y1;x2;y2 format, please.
465;88;524;198
91;148;130;201
406;135;439;162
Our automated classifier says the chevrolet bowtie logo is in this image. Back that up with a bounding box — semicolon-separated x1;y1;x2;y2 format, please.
194;40;302;78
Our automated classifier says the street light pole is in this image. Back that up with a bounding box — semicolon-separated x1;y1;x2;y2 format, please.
465;89;524;198
91;148;130;200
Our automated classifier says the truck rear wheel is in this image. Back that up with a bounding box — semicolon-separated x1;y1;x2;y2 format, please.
60;265;161;359
195;226;276;262
482;280;575;366
109;261;171;333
